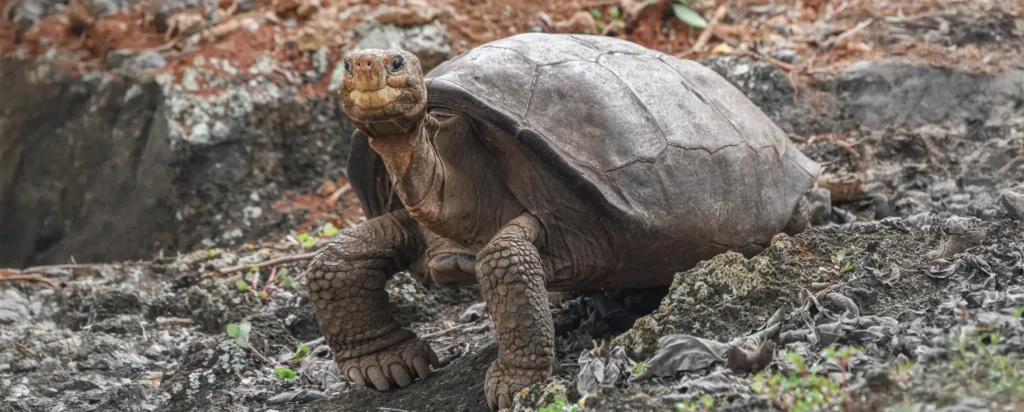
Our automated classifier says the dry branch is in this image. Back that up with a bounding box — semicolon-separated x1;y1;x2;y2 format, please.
686;4;728;55
202;251;318;278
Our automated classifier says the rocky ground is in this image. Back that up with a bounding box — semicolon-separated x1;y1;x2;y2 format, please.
2;0;1024;411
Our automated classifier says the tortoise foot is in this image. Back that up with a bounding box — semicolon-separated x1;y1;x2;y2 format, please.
484;358;552;410
339;337;440;391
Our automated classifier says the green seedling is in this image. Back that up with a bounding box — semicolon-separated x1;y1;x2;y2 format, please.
274;367;297;379
672;0;708;29
319;222;339;238
293;343;311;361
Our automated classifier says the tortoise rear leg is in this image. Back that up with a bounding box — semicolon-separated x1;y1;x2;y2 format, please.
475;213;555;410
784;196;812;236
305;209;441;391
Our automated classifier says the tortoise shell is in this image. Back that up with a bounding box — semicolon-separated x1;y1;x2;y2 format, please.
348;33;820;256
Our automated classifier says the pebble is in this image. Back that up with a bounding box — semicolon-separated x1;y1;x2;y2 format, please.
1001;185;1024;220
806;187;832;226
11;358;39;372
144;344;167;359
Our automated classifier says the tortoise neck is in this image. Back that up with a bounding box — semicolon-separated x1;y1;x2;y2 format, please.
366;114;442;209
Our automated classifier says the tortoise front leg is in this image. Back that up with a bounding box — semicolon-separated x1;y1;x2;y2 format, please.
305;209;440;390
475;213;555;410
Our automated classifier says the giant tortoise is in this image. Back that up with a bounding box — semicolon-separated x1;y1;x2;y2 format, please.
305;32;821;410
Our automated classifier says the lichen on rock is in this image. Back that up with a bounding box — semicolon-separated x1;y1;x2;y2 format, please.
670;251;770;303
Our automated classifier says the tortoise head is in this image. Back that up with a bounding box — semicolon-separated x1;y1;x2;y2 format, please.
339;49;428;136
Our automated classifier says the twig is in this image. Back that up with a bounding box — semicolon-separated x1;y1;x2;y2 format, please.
0;274;62;289
420;320;484;340
156;316;194;325
248;344;279;367
17;263;96;275
685;4;728;55
202;251;318;278
326;182;352;206
14;342;36;357
736;49;798;72
261;266;278;294
821;18;874;49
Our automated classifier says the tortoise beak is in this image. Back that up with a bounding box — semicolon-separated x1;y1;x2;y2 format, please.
351;55;384;92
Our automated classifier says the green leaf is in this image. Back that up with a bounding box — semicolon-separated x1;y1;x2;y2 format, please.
700;394;714;408
633;362;644;375
258;290;268;299
609;7;621;19
320;222;339;238
590;8;601;20
293;343;311;360
234;321;252;348
235;280;251;291
226;323;239;337
672;3;707;29
275;268;290;280
273;367;297;379
831;249;846;265
841;261;856;273
279;276;295;288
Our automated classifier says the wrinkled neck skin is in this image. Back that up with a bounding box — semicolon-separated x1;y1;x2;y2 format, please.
364;115;443;219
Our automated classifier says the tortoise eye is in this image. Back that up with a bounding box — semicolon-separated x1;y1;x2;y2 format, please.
390;56;405;72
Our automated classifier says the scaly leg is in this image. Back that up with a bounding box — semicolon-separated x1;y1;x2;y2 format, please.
305;209;440;390
475;213;555;410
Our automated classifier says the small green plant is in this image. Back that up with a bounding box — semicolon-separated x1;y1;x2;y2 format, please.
819;249;856;275
672;0;708;29
293;343;311;361
273;367;297;379
319;222;339;238
538;396;579;412
297;232;317;249
276;268;295;288
674;394;715;411
235;279;251;291
226;321;252;348
952;329;1024;400
633;361;644;375
608;7;621;19
752;347;860;411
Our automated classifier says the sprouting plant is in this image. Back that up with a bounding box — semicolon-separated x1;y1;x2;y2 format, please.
273;367;297;379
226;321;252;349
819;249;856;275
319;222;339;238
538;396;580;412
297;232;317;249
292;343;311;362
674;394;715;411
235;266;293;298
226;319;293;376
633;361;644;375
672;0;708;29
752;348;860;411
